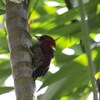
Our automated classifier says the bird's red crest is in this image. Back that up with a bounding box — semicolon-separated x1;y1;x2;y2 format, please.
35;35;56;48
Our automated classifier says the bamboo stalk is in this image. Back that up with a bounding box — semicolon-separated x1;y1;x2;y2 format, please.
78;0;98;100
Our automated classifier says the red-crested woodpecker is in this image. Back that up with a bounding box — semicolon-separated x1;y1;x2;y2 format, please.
30;35;56;80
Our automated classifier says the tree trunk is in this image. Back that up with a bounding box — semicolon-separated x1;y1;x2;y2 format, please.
6;0;36;100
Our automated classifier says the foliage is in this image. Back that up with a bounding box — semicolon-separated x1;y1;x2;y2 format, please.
0;0;100;99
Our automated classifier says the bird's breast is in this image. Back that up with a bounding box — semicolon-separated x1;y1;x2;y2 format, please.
40;42;54;67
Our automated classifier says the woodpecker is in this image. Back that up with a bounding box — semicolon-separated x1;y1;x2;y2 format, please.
30;35;56;80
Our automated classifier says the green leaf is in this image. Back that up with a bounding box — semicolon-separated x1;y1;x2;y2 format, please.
0;68;11;85
0;0;5;10
0;87;14;94
0;30;8;53
40;53;88;89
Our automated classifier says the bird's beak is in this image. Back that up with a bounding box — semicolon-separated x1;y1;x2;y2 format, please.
52;46;56;51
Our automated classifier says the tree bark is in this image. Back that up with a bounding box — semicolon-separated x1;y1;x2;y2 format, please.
6;0;36;100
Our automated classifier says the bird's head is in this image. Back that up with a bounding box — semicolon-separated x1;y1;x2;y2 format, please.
34;35;56;49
